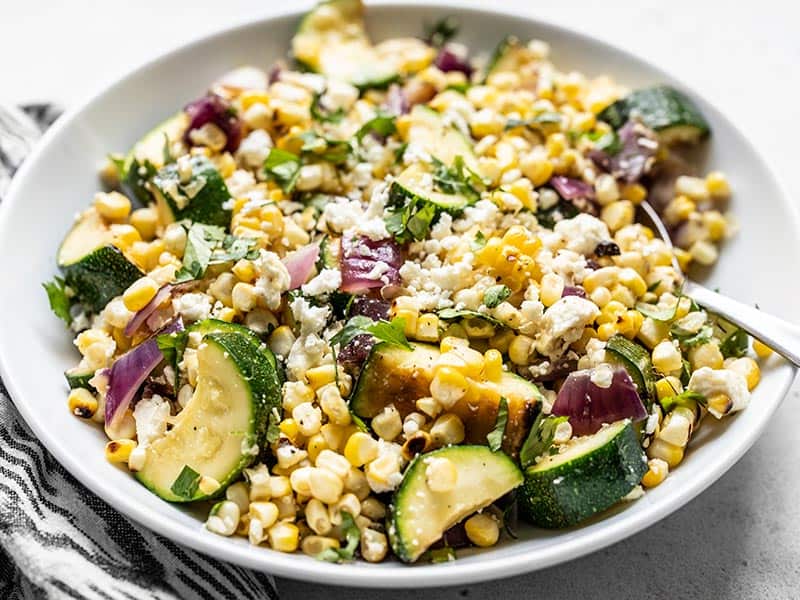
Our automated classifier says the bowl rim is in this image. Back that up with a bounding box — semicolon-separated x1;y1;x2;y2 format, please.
1;0;798;588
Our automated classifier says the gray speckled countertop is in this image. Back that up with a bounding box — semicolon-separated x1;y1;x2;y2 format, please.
4;0;799;597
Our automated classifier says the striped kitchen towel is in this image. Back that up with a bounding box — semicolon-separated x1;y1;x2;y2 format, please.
0;104;280;600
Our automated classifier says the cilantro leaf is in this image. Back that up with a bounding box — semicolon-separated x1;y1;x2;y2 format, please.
431;155;482;203
350;412;370;433
264;148;301;193
505;112;563;131
659;389;706;413
720;327;749;359
519;412;568;469
428;547;456;563
170;465;201;499
424;16;459;48
592;131;622;155
671;323;713;349
355;115;397;143
317;511;361;562
156;330;189;386
487;397;508;451
331;316;412;351
484;284;510;309
42;277;73;325
266;408;281;444
635;299;679;322
471;230;487;251
310;92;345;124
298;131;351;164
175;223;259;282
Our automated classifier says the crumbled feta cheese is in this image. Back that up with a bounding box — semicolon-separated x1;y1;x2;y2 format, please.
554;214;611;255
237;130;273;170
688;367;750;418
536;296;600;358
133;394;170;448
286;333;329;381
253;250;291;310
402;142;432;165
320;197;363;234
172;293;212;323
322;80;359;111
590;363;614;388
225;169;257;198
290;296;331;336
301;268;342;296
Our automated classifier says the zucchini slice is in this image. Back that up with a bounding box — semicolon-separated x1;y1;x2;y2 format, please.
64;366;96;391
136;331;281;502
350;342;542;453
606;334;656;405
389;163;473;213
402;105;481;174
388;445;523;562
519;419;647;528
598;86;710;144
121;112;189;204
151;155;233;229
292;0;430;89
57;209;144;313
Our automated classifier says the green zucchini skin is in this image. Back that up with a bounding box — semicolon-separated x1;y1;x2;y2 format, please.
61;245;143;313
518;420;647;529
64;368;95;391
152;155;232;229
598;86;710;143
606;334;656;405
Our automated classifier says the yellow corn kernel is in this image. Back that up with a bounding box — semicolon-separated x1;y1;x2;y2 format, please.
110;224;142;250
507;178;537;210
655;376;682;401
483;349;503;382
618;310;644;339
306;434;328;463
545;132;567;158
621;182;647;204
571;327;596;353
430;413;465;447
618;268;647;298
105;439;137;464
664;195;696;225
464;513;500;547
596;323;617;341
583;267;619;294
370;406;402;441
269;325;296;358
675;176;710;201
415;313;441;342
302;535;340;557
232;259;257;282
216;307;236;323
394;309;418;337
94;191;131;221
727;357;760;391
309;467;344;505
279;418;300;443
240;91;270;110
68;388;98;419
344;432;379;467
601;200;635;232
318;384;351;426
647;437;684;468
440;336;470;353
122;276;159;312
519;152;554;186
674;248;692;272
597;300;627;325
449;346;485;378
641;458;669;488
268;521;300;553
689;342;724;370
508;335;533;366
702;211;727;242
430;367;469;408
231;282;258;313
215;152;236;178
705;171;731;199
753;339;773;358
540;273;564;307
305;364;337;391
652;340;683;374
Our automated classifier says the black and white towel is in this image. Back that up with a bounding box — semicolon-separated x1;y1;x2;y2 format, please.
0;104;281;600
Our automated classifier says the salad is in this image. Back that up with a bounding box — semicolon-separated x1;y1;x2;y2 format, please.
44;0;770;565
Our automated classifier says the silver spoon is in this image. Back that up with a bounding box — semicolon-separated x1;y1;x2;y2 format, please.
640;200;800;366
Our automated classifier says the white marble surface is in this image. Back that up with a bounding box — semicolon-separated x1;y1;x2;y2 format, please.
3;1;799;598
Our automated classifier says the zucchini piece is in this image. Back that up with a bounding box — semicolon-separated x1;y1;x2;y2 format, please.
403;105;481;174
319;235;341;269
121;112;189;204
606;334;656;405
483;36;533;83
519;420;647;528
151;155;233;229
598;86;710;144
57;209;144;312
64;367;95;391
388;445;523;562
293;0;410;89
389;164;473;213
350;342;541;453
136;331;281;502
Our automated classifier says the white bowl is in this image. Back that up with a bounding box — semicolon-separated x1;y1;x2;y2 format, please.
1;1;798;588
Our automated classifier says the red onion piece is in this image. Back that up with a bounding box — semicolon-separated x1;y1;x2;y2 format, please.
561;285;588;299
184;93;242;152
124;285;173;337
282;244;320;290
340;236;402;294
434;44;473;76
384;84;410;116
589;120;659;184
551;367;647;436
105;317;184;427
550;175;596;201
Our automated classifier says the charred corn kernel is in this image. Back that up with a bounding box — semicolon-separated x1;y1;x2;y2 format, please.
68;388;97;419
594;174;620;206
415;314;440;342
198;476;221;496
318;384;351;426
689;240;719;266
658;410;692;447
618;310;644;338
664;195;696;225
597;300;626;325
705;171;731;199
540;273;564;307
619;268;647;298
430;413;465;447
302;535;339;557
371;405;403;441
441;336;470;353
621;182;647;204
430;367;468;408
508;334;533;365
315;450;351;480
275;444;308;470
268;521;299;553
360;528;389;563
305;364;337;390
269;325;296;359
519;152;554;186
642;458;669;488
225;481;250;514
675;175;710;201
702;211;727;242
306;434;328;463
425;456;458;493
655;376;683;401
123;276;159;311
647;437;684;468
94;191;131;221
232;259;257;282
269;475;291;498
583;267;619;293
652;341;683;373
305;498;332;535
206;500;240;536
753;339;773;358
293;402;322;437
394;309;418;337
464;514;500;547
728;357;760;390
492;302;522;329
105;439;136;463
483;349;503;381
601;200;635;232
344;432;379;467
231;282;258;312
689;342;724;370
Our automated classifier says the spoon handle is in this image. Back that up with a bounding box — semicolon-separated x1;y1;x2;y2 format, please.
684;281;800;367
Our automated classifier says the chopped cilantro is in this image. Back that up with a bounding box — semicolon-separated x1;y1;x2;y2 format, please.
484;284;511;309
316;511;360;562
486;397;508;451
263;148;301;193
42;277;73;325
519;412;568;469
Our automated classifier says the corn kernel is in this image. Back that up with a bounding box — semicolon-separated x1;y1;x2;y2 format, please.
305;498;332;535
508;335;534;365
94;191;131;221
293;402;322;437
430;413;465;447
464;513;500;547
68;388;98;419
675;176;710;201
318;384;351;426
302;535;340;557
594;174;620;206
647;437;684;468
232;259;257;282
689;342;724;370
344;432;379;467
415;313;441;342
483;349;503;381
540;273;564;307
371;405;403;441
705;171;731;199
621;183;647;204
105;439;137;463
652;340;683;374
268;521;300;553
430;367;468;408
641;458;669;488
305;364;337;390
601;200;635;232
441;335;470;353
727;357;760;391
122;276;159;312
753;339;773;358
689;240;719;266
394;309;418;337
